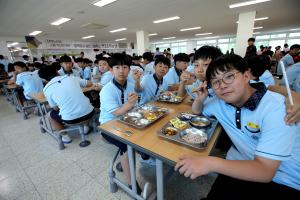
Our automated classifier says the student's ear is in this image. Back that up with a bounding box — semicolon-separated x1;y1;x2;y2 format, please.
243;70;252;81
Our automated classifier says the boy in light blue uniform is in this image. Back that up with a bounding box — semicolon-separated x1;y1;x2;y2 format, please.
164;53;190;91
38;64;94;144
134;56;170;104
277;44;300;75
81;58;92;80
246;54;275;86
58;55;81;77
176;54;300;199
14;61;43;100
99;53;149;196
142;52;155;75
280;62;300;91
178;46;223;99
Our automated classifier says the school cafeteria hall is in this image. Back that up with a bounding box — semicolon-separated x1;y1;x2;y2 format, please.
0;0;300;199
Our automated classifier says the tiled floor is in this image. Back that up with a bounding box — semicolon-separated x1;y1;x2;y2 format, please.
0;95;216;200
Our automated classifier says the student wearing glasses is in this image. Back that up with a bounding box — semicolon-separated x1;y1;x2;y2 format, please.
176;54;300;199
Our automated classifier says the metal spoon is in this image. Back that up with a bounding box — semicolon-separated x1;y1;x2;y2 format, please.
111;126;132;136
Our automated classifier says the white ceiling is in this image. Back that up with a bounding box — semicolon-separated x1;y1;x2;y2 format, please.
0;0;299;43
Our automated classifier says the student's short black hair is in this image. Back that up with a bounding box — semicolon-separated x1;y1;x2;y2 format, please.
155;56;171;67
0;55;4;59
290;44;300;50
8;63;14;73
59;55;72;63
22;55;29;59
38;65;57;82
132;56;140;61
14;61;27;68
142;52;153;62
173;53;189;63
83;58;90;64
75;57;83;63
194;45;223;61
97;56;109;63
206;54;248;85
33;62;43;70
52;62;62;71
109;53;132;68
245;55;270;78
248;37;255;42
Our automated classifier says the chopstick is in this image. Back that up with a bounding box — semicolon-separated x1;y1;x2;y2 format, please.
280;61;294;105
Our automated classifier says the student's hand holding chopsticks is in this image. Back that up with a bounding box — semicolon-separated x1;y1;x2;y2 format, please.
285;93;300;125
193;81;209;102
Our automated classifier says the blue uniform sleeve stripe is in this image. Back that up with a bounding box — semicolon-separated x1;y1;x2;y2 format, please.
256;150;291;158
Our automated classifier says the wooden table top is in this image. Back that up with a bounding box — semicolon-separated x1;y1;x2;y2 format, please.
99;98;221;165
4;83;18;89
0;79;9;84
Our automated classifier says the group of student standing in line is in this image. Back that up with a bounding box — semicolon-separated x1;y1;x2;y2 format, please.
4;45;300;199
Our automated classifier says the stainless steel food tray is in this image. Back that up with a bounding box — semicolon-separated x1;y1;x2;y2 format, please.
157;115;218;150
118;104;169;129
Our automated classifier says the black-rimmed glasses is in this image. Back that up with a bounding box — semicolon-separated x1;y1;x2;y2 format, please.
210;71;240;90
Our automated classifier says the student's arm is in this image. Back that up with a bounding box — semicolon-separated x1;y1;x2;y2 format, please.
112;93;138;116
177;71;190;97
192;82;208;114
268;85;300;124
175;155;280;182
85;80;93;87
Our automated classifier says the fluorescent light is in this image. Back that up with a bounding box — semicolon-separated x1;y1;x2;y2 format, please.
82;35;95;39
153;16;180;24
236;17;268;23
115;38;126;41
180;27;201;32
229;0;271;8
93;0;117;7
29;31;42;36
148;33;158;36
109;28;127;33
162;37;176;40
253;32;261;34
253;26;263;30
204;36;219;39
290;28;300;31
10;42;19;46
51;17;71;26
195;32;213;36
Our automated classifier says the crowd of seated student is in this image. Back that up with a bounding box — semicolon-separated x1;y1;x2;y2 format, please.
1;46;300;198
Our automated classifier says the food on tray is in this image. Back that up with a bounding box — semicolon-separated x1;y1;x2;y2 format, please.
143;112;157;121
181;128;207;144
170;117;188;129
189;116;211;128
127;112;142;118
163;127;178;136
178;113;197;121
136;118;150;126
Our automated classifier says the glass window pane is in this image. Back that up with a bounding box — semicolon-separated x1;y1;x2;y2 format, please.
289;32;300;37
218;43;229;54
218;39;229;43
288;39;300;45
256;35;270;40
178;42;187;46
270;33;286;38
269;40;285;50
171;43;178;47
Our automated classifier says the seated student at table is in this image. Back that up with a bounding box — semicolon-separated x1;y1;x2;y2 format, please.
134;56;170;104
58;55;81;77
246;54;275;86
79;58;92;80
91;59;100;83
38;65;94;144
164;53;190;91
175;54;300;199
178;46;223;99
142;52;155;75
280;62;300;91
99;53;147;195
11;61;44;105
99;57;113;87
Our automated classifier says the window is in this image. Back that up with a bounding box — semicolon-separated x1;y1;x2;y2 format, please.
218;43;229;54
287;39;300;45
269;40;285;50
289;32;300;37
256;35;270;40
218;39;229;43
270;33;286;38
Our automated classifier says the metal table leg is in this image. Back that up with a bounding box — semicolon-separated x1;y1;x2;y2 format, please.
127;145;137;194
156;158;164;200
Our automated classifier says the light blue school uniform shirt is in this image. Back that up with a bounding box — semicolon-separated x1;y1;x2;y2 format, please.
16;71;44;100
0;59;9;72
58;68;81;78
186;64;194;73
82;66;92;80
99;80;135;124
277;54;295;75
202;83;300;190
140;74;168;104
280;62;300;91
43;75;93;121
185;79;201;99
100;71;113;86
164;66;181;86
143;61;155;75
92;66;100;83
259;70;275;86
